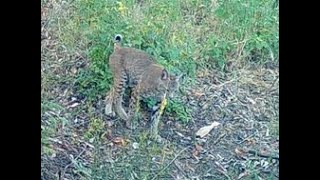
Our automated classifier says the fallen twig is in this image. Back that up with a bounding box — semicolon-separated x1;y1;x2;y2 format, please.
208;78;239;91
215;161;231;180
238;132;257;144
266;76;279;94
60;148;86;178
213;133;226;145
247;149;279;160
173;160;188;179
151;148;187;180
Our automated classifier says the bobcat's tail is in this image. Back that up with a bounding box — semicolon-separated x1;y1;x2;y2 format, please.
114;34;122;43
113;34;122;51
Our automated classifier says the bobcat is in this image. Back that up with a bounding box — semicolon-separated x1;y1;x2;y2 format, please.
105;34;182;141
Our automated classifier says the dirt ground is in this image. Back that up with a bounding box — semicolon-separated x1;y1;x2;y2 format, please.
41;1;279;179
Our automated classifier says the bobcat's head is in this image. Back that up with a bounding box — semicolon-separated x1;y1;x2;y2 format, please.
141;65;183;99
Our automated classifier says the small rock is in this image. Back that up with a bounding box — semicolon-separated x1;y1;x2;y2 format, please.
132;142;139;149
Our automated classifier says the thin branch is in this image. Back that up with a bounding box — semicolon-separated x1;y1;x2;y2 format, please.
247;149;279;160
213;133;226;145
60;148;86;179
151;148;187;180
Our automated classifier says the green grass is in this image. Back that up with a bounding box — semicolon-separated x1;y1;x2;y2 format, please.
42;0;278;178
58;0;278;103
166;98;191;123
74;45;113;101
53;0;279;116
92;141;176;179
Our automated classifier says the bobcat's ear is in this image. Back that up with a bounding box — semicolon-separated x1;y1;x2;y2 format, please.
161;69;169;80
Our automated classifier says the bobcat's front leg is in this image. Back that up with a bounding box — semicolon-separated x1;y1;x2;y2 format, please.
127;87;141;129
105;88;115;116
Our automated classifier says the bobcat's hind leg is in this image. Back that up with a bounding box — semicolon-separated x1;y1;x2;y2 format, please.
113;71;129;121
